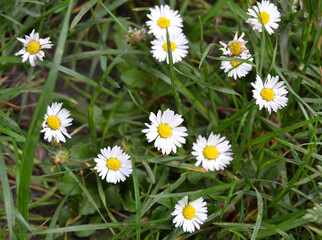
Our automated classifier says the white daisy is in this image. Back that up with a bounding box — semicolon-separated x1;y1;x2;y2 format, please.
219;31;249;56
220;53;253;80
246;0;281;35
172;196;208;233
15;29;53;66
146;4;183;38
94;146;133;184
192;133;233;172
142;108;188;155
251;74;288;114
41;102;73;143
151;33;189;64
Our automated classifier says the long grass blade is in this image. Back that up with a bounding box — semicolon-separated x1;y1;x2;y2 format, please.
17;1;74;237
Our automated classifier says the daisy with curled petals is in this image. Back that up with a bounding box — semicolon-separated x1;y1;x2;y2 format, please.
41;102;73;143
251;74;288;114
192;132;233;172
172;196;208;233
219;31;249;57
246;0;281;35
142;109;188;155
220;53;253;80
15;29;53;66
151;33;189;64
94;146;132;184
146;5;183;38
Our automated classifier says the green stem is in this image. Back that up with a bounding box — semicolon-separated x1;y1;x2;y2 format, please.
17;1;74;238
165;29;194;132
199;17;219;127
130;152;141;240
88;49;127;150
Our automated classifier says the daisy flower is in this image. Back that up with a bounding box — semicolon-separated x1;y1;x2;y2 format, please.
151;33;189;64
192;133;233;172
172;196;208;233
142;108;188;155
251;74;288;114
41;102;73;143
146;4;183;38
246;0;281;35
94;146;133;184
15;29;53;66
220;53;253;80
219;31;249;56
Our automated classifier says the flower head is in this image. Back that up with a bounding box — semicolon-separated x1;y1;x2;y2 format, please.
220;31;249;57
125;27;149;45
246;0;281;35
94;146;133;184
142;109;188;155
151;33;189;64
192;133;233;171
146;5;183;38
251;74;288;114
15;29;53;66
41;102;73;143
172;196;208;233
220;53;253;80
51;148;70;165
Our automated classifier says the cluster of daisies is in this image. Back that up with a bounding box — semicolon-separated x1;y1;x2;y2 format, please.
14;0;288;234
219;0;287;113
220;0;281;80
40;102;226;232
147;5;189;64
219;31;253;80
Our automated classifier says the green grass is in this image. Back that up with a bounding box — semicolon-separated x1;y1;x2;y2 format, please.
0;0;321;239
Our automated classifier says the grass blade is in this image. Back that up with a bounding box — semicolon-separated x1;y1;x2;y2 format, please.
251;188;263;240
0;147;15;239
246;117;319;147
17;1;75;237
70;0;100;29
88;49;127;149
130;153;141;240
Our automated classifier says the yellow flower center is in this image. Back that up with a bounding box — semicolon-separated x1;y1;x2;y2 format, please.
183;205;196;219
158;123;172;138
228;42;242;56
230;61;241;67
26;41;41;54
258;12;270;24
203;146;219;160
106;158;121;170
157;17;170;28
163;42;176;52
47;116;61;130
260;88;275;101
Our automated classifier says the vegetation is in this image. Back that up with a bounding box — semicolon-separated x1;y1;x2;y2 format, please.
0;0;321;239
